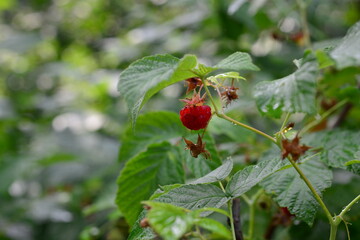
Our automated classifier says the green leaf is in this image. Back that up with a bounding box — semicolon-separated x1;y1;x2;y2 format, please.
253;61;318;118
214;52;260;72
194;207;230;218
192;63;217;78
201;132;222;165
345;160;360;166
195;218;232;239
303;130;360;175
260;158;333;225
128;184;183;240
118;54;197;126
116;142;185;226
127;210;156;240
185;154;219;179
208;72;246;85
226;152;284;197
191;157;233;184
315;49;335;69
142;201;233;240
143;201;194;240
119;111;186;162
330;21;360;69
155;184;230;212
150;184;183;200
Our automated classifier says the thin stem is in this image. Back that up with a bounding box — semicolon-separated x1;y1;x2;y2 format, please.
201;79;220;113
296;0;311;48
202;78;277;144
248;204;255;240
332;103;353;128
228;201;237;240
247;189;263;240
219;114;277;144
201;77;337;238
195;226;206;240
280;112;292;132
329;221;339;240
275;112;292;144
328;194;360;240
339;194;360;218
218;181;226;193
343;220;350;240
299;99;347;136
287;157;333;223
241;194;251;205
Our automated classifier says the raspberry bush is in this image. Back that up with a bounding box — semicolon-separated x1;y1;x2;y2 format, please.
116;21;360;240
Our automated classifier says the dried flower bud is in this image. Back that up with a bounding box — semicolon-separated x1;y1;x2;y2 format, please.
140;218;150;228
221;86;239;106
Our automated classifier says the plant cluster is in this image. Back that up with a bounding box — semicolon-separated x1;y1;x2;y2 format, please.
117;20;360;240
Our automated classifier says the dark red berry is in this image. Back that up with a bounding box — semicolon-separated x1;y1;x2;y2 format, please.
180;105;211;130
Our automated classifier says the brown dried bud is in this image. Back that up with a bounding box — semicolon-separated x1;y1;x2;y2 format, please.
143;205;152;210
185;77;202;94
286;122;295;129
183;134;211;159
221;86;239;106
281;135;311;161
140;218;150;228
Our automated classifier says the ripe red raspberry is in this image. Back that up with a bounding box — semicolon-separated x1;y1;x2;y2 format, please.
180;105;211;130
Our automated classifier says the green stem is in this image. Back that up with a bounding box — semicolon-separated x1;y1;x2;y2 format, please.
330;220;339;240
287;157;333;223
241;194;251;205
247;190;262;240
339;194;360;218
241;190;263;240
248;203;255;240
228;201;237;240
202;78;220;113
195;225;206;240
328;194;360;240
280;112;292;132
218;181;226;193
299;99;347;136
220;114;277;144
296;0;311;48
275;112;292;144
202;78;276;144
343;218;351;240
201;77;337;239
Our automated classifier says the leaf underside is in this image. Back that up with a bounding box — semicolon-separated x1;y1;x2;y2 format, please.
190;157;233;184
215;51;260;72
155;184;230;213
226;151;285;197
260;158;333;226
253;61;318;118
303;130;360;175
330;21;360;69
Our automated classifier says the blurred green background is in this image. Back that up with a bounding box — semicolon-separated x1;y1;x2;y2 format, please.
0;0;359;239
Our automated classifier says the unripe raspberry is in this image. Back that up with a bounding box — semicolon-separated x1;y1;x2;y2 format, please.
179;105;211;130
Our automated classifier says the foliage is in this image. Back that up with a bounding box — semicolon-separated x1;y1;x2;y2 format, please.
117;19;360;240
1;1;360;240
